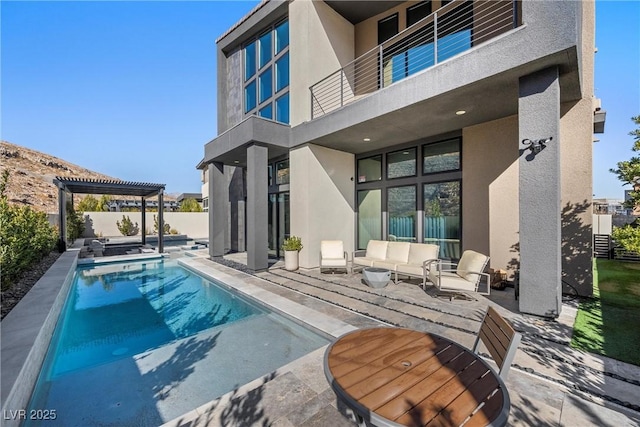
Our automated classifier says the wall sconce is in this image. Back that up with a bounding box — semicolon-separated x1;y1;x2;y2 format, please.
522;137;552;154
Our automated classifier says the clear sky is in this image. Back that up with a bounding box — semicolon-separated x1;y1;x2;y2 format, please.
1;0;639;197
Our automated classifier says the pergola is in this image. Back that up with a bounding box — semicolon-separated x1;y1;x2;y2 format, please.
54;177;167;253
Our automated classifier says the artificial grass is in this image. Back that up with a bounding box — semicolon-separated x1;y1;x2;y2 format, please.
571;259;640;366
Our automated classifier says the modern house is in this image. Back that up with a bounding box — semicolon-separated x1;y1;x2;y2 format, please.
198;0;603;318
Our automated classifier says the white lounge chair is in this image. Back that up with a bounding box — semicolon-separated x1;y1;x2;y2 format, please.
319;240;349;273
427;249;491;295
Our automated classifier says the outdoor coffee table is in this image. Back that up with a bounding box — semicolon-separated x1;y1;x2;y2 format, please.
362;267;392;288
324;327;511;427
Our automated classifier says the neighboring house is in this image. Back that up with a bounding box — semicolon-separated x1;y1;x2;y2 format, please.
198;0;603;318
106;199;179;212
593;198;630;216
176;192;204;210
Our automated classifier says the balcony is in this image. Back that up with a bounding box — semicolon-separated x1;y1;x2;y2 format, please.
310;0;520;119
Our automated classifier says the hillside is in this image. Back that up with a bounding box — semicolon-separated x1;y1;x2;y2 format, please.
0;141;174;214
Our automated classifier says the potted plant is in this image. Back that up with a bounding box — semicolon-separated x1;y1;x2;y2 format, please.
282;235;303;271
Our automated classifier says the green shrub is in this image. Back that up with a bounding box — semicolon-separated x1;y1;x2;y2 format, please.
612;224;640;254
116;215;139;236
179;198;203;212
66;201;85;242
153;215;170;235
282;235;303;251
0;171;57;289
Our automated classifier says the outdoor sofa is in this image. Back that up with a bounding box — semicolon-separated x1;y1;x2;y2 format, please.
352;240;439;286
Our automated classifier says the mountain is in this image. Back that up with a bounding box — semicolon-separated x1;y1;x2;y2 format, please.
0;141;146;213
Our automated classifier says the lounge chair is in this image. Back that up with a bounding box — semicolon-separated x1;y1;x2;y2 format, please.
473;306;522;379
319;240;349;273
427;249;490;295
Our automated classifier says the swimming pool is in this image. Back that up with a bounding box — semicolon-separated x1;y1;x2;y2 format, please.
25;259;330;426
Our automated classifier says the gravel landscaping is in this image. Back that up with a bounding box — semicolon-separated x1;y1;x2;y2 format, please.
1;251;61;320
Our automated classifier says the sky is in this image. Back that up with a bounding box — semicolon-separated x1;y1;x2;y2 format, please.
1;0;639;198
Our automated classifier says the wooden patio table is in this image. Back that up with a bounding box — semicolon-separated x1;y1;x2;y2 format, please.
324;327;510;427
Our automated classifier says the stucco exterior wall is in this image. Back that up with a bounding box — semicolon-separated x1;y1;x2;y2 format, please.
557;0;594;296
81;212;208;239
289;0;354;126
290;144;355;268
462;116;519;275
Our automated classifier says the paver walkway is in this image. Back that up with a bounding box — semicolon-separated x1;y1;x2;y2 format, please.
165;254;640;427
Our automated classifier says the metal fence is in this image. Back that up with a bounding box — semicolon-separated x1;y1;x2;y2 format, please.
310;0;518;119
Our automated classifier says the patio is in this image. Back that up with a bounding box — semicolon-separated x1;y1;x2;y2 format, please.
163;252;640;427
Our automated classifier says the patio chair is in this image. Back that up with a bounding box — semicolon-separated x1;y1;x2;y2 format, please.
473;306;522;379
427;249;490;295
319;240;349;273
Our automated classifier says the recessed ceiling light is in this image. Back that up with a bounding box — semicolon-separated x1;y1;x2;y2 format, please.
455;110;466;115
402;151;409;155
234;160;240;164
363;138;371;142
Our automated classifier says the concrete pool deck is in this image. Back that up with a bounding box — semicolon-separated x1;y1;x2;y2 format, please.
3;249;640;426
163;253;640;427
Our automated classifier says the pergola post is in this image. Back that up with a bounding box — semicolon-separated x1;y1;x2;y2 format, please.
58;186;67;250
158;189;164;253
141;196;146;245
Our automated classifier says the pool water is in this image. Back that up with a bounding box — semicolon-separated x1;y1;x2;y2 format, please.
26;259;329;426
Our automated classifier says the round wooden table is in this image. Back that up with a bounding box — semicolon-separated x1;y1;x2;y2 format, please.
324;327;510;427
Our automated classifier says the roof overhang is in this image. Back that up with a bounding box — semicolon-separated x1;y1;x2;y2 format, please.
54;177;165;198
202;116;291;167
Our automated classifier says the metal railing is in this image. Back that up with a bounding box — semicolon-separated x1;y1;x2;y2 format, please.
310;0;519;119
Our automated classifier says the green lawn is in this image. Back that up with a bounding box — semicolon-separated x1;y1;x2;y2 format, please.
571;259;640;366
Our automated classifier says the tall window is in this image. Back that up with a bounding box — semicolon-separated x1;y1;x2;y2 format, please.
424;181;461;259
356;136;463;255
388;186;417;242
243;20;290;124
358;190;382;249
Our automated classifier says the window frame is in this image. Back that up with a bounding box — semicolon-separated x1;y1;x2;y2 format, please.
242;19;290;124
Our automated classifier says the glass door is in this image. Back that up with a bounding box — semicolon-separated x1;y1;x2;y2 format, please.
268;192;290;257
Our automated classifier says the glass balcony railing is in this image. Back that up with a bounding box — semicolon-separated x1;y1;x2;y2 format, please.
310;0;520;119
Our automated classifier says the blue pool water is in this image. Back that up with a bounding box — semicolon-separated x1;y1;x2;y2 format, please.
26;259;329;426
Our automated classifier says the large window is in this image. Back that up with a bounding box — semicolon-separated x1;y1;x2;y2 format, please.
387;148;417;179
388;186;417;242
423;139;460;173
357;155;382;183
356;136;463;255
407;1;432;26
358;190;382;249
424;181;460;259
243;20;289;124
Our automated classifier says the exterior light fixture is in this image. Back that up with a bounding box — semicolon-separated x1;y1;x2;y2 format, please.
455;110;466;115
522;137;552;154
363;138;371;142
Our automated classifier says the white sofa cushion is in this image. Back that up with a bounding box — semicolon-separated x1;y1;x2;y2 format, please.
321;240;344;259
435;271;478;291
322;258;348;267
396;263;425;277
353;257;375;267
407;243;439;266
456;250;489;284
372;260;398;270
365;240;388;260
385;242;411;263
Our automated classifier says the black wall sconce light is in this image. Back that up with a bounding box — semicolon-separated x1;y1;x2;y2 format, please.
522;137;553;154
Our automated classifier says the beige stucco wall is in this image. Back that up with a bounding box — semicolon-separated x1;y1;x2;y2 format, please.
462;115;519;276
290;144;355;268
557;0;595;295
81;212;208;239
289;0;354;126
